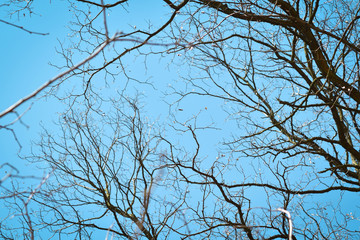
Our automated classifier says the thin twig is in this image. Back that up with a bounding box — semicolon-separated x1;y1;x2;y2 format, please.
101;0;109;39
0;19;49;35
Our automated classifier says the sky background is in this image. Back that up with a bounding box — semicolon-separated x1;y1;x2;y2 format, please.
0;2;232;238
1;1;358;238
1;1;70;176
0;0;227;171
0;0;228;219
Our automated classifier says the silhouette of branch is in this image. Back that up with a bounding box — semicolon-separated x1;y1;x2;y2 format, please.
0;19;49;35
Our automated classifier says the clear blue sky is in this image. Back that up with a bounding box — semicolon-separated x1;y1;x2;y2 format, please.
1;1;70;174
0;1;228;234
1;1;358;239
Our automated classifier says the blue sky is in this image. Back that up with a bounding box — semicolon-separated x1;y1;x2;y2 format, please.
1;1;359;239
0;2;229;236
0;0;162;159
1;1;69;173
0;0;225;182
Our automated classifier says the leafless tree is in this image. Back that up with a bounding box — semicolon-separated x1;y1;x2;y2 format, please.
160;0;360;238
13;97;186;239
2;0;360;239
